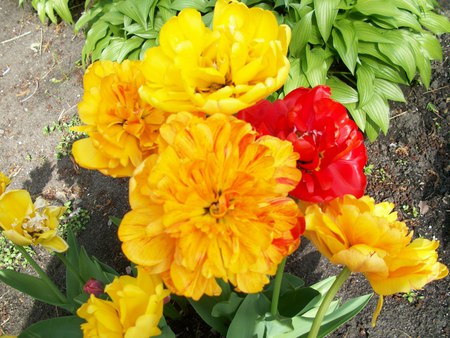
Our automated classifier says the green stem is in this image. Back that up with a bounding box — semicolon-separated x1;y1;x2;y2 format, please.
307;267;351;338
55;252;85;286
16;245;67;304
270;257;287;316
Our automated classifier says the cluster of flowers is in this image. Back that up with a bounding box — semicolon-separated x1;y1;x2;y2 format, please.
0;1;446;337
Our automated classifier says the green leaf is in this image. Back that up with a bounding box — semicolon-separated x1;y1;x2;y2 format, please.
332;19;358;74
65;230;83;300
353;21;392;43
365;114;381;141
360;55;409;85
395;10;423;32
419;11;450;34
304;46;333;86
279;287;320;318
0;269;67;309
82;20;110;66
284;58;310;95
353;0;402;17
373;78;405;102
115;0;155;29
49;0;73;24
358;41;391;64
361;93;390;134
394;0;421;15
101;37;145;62
326;76;358;104
313;0;340;42
346;104;367;132
91;36;113;62
75;7;103;32
289;10;313;58
158;316;176;338
356;64;375;107
212;292;244;321
140;39;158;59
417;32;442;60
44;1;58;24
226;293;271;338
378;32;417;82
19;316;83;338
172;0;212;12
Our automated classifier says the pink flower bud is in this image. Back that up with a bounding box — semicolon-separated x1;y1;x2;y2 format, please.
83;278;104;297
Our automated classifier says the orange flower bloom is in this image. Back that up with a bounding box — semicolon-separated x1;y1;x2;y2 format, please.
303;195;448;325
139;0;290;115
119;112;303;299
72;60;168;177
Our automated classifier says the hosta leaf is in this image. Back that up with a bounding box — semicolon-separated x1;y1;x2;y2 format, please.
34;1;47;24
361;93;390;134
124;24;159;39
358;42;391;64
284;58;311;95
115;0;153;29
333;19;358;74
356;64;375;107
378;32;417;81
373;78;405;102
394;0;421;15
101;10;126;26
346;104;367;132
353;21;391;43
91;36;113;62
327;76;358;104
419;11;450;34
172;0;212;12
82;20;110;66
314;0;340;42
289;10;313;58
417;32;442;60
360;56;409;84
45;1;58;24
49;0;73;24
364;114;381;141
353;0;402;17
304;46;333;86
395;10;423;32
101;37;145;62
75;7;103;32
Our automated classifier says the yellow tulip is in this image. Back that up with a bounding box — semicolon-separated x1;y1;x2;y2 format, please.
72;60;168;177
303;195;448;325
77;267;170;338
0;190;68;252
119;112;303;300
139;0;290;115
0;172;10;195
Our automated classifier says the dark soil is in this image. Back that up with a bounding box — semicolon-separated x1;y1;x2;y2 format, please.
0;0;448;337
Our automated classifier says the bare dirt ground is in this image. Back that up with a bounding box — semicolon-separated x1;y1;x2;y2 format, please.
0;0;448;337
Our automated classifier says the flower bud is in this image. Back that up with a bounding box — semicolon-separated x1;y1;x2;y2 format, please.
83;278;104;297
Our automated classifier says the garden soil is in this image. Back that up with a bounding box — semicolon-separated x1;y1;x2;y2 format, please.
0;0;449;337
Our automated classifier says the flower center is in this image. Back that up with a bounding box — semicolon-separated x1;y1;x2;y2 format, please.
208;194;229;219
21;213;49;238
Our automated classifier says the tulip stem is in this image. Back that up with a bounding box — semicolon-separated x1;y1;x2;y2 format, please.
16;245;68;304
307;267;351;338
55;252;85;286
270;257;287;316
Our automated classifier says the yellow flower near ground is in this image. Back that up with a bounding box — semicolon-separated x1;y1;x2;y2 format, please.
119;112;302;300
72;60;168;177
0;190;68;252
77;267;169;338
139;0;291;115
0;172;10;194
303;195;448;325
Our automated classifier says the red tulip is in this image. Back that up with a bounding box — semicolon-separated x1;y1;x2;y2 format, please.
83;278;105;297
237;86;367;202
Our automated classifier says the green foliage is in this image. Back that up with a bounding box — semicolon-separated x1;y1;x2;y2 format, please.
0;236;34;270
20;0;74;24
189;274;372;338
59;201;90;238
19;316;84;338
43;114;84;159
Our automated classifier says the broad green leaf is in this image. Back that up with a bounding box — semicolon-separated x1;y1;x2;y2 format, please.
289;10;313;58
378;32;417;81
313;0;340;42
419;11;450;34
417;32;442;60
211;292;244;320
357;42;391;64
91;36;114;63
353;0;403;17
82;20;110;66
346;104;367;131
101;37;145;62
310;275;336;295
101;10;126;26
226;293;271;338
353;21;391;43
75;7;103;32
44;1;58;24
172;0;212;12
356;64;375;107
65;229;82;301
254;313;294;337
360;56;409;85
407;36;432;88
394;0;421;15
116;0;154;29
304;46;333;86
395;10;423;32
0;269;69;310
373;78;405;102
327;76;358;104
284;58;310;95
264;273;306;298
19;316;83;338
278;287;320;317
158;316;176;338
361;93;390;134
49;0;73;24
124;24;159;39
332;19;358;74
363;109;380;141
